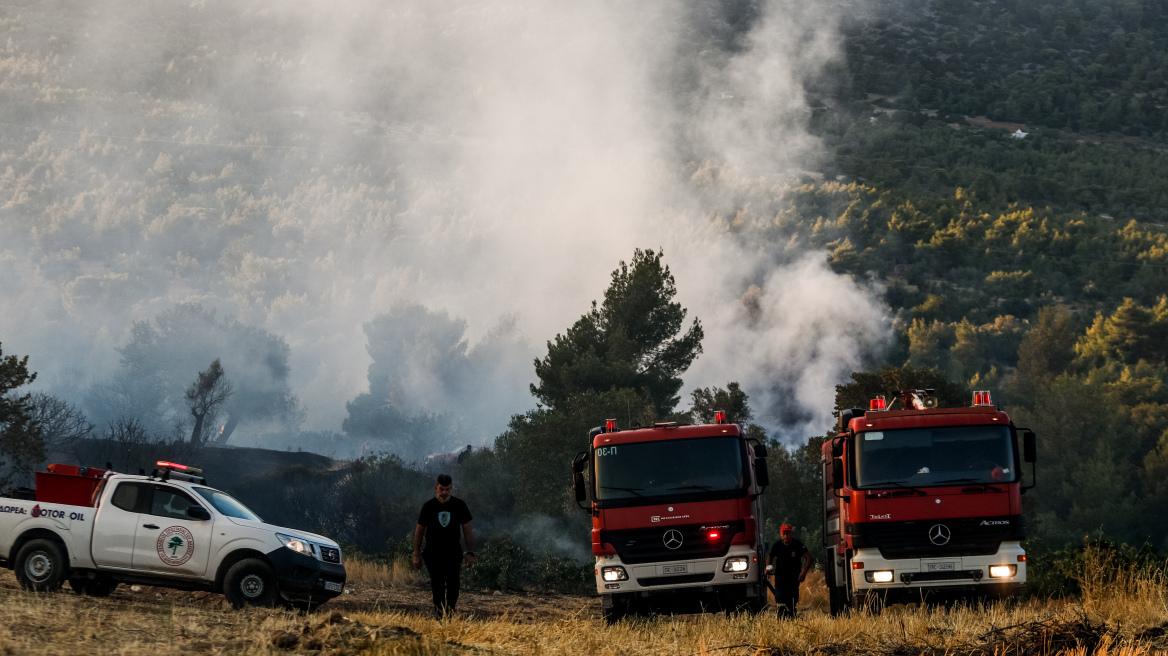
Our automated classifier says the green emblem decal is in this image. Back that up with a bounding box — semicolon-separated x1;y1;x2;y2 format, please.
156;526;195;566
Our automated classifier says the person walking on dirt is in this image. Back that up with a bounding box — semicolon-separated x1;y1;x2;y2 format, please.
767;523;812;619
413;473;475;616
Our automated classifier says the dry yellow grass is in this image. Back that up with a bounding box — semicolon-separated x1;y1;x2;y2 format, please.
0;554;1165;656
345;555;426;591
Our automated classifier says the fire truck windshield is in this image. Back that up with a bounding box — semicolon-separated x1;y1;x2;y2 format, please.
854;425;1016;489
594;436;746;505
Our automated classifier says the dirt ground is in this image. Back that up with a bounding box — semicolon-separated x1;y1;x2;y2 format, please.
2;567;1167;656
0;564;819;622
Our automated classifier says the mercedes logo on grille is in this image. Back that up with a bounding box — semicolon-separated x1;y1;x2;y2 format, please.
929;523;952;546
663;529;684;550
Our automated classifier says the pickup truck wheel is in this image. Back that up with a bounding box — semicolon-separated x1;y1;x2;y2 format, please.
15;539;67;592
224;558;280;609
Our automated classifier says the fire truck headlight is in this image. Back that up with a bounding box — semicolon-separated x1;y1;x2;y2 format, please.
989;565;1017;578
276;533;314;556
722;557;750;572
866;570;894;583
601;566;628;582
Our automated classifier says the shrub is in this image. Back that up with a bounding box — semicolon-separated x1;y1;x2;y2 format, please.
466;533;531;591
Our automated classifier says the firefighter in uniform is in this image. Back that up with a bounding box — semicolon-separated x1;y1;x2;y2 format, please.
767;523;813;619
413;473;475;616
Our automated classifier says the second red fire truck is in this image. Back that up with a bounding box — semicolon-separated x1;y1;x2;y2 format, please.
822;389;1036;613
571;414;770;622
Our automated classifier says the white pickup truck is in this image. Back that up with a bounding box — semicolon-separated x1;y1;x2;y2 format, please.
0;461;346;608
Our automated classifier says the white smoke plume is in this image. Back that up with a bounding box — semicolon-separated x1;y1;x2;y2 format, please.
0;0;890;450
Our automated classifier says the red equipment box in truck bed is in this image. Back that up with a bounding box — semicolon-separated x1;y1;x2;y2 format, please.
34;464;108;507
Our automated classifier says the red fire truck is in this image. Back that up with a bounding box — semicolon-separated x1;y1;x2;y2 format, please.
822;389;1036;613
571;414;770;622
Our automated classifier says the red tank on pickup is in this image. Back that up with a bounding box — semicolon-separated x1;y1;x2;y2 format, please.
822;390;1037;613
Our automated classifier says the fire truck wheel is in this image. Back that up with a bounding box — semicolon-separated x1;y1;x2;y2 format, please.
15;539;67;592
602;596;631;624
69;577;118;597
855;591;885;615
828;585;848;616
739;595;765;615
224;558;281;609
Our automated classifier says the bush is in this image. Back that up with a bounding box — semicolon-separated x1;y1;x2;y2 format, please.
463;533;592;593
531;552;592;594
466;533;531;591
1026;536;1166;599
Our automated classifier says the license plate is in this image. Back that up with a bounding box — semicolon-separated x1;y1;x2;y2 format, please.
662;564;688;574
323;580;343;592
927;562;956;572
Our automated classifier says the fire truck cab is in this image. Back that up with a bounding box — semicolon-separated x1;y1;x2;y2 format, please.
823;390;1036;613
571;415;770;622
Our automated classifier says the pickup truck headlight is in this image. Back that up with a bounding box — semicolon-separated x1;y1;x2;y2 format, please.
989;565;1017;578
276;533;314;556
722;556;749;572
601;566;628;582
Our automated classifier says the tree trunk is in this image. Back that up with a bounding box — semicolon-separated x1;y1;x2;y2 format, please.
189;411;205;445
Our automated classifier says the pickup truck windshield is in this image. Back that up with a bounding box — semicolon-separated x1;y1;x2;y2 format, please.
193;487;262;521
854;425;1016;488
594;436;746;503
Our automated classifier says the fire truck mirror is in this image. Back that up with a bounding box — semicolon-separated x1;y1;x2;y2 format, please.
831;438;844;459
831;457;844;487
754;458;770;487
752;444;768;458
573;472;587;503
1023;430;1037;463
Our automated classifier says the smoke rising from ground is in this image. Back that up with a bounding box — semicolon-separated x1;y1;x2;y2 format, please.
0;0;889;450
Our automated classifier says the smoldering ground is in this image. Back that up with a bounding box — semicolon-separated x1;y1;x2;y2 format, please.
0;0;890;451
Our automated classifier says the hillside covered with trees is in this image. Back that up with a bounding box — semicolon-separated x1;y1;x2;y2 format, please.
1;0;1167;564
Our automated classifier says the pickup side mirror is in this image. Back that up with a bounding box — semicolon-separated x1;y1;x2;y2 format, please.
186;506;212;521
754;458;770;487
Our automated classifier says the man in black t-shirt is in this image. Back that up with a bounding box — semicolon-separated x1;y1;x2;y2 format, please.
412;473;475;616
767;523;812;619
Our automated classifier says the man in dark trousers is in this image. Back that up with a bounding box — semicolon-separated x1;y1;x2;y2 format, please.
412;473;475;616
767;523;813;619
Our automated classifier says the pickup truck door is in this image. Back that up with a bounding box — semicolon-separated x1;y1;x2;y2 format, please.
91;481;152;569
131;484;213;578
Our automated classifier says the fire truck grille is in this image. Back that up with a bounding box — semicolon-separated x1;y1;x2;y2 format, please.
858;515;1024;560
601;520;745;564
637;573;716;587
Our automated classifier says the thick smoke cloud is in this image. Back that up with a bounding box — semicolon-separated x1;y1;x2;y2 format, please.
0;0;889;450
